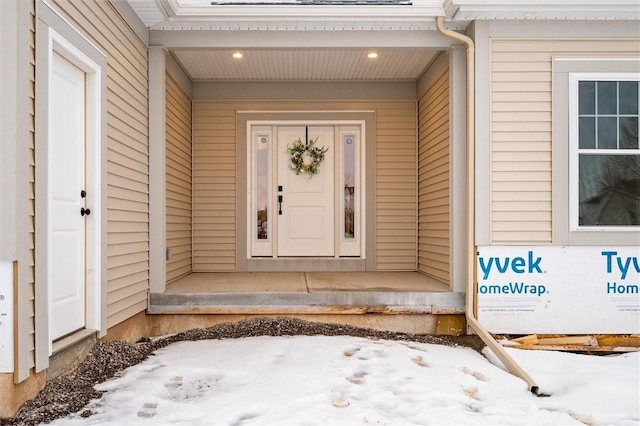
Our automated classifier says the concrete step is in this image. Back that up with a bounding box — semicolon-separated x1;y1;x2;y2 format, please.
148;291;465;315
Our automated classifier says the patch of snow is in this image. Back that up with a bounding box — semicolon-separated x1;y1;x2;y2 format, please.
51;336;640;425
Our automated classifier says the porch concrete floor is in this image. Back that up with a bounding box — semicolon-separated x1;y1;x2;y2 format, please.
149;272;465;315
164;272;450;294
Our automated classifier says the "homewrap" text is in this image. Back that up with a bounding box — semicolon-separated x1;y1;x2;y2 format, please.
478;282;547;296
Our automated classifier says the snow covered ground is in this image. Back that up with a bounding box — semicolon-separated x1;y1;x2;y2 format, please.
51;335;639;425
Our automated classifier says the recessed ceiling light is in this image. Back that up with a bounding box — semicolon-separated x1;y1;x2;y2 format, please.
232;52;243;59
367;51;379;59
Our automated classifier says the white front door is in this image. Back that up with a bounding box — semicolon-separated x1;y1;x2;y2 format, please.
49;51;87;340
277;126;335;256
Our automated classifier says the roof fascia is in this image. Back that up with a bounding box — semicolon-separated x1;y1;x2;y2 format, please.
447;0;640;19
161;0;445;20
150;28;459;48
109;0;149;44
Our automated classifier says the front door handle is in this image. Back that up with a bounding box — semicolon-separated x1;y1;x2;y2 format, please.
278;195;283;215
81;207;91;216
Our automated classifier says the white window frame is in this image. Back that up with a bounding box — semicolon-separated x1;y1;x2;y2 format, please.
569;72;640;232
553;57;640;246
337;126;362;256
249;125;274;257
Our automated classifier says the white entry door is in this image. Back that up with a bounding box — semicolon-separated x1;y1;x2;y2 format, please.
49;51;87;340
277;126;335;256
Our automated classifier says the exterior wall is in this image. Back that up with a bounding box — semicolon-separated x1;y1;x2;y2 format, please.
192;102;236;271
165;73;192;283
417;53;450;284
48;0;149;328
3;0;38;380
192;99;417;272
488;36;639;244
376;102;418;271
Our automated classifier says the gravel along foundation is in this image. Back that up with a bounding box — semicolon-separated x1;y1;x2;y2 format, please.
2;317;483;426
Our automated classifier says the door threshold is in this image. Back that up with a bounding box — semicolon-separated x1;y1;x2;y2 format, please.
52;328;97;355
246;257;365;272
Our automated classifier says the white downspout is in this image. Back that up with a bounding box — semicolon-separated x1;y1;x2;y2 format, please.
435;16;540;395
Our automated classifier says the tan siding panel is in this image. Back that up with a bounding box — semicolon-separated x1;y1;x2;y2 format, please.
165;74;192;283
417;67;450;284
192;103;236;271
50;0;150;327
376;102;418;271
490;38;640;244
106;296;148;329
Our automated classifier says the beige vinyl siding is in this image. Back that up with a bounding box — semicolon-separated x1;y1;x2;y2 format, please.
417;68;450;284
50;0;149;328
490;39;640;244
192;103;236;271
375;103;418;271
166;74;192;282
192;100;417;271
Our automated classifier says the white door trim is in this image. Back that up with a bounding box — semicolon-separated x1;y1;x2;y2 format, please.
35;21;105;364
246;120;366;260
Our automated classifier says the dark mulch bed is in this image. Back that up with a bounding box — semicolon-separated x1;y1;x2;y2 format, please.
2;317;484;426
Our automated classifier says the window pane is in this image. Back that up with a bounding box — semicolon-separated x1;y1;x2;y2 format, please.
579;81;595;115
579;117;595;149
256;135;269;240
579;154;640;226
343;134;356;239
597;81;617;115
619;81;639;115
597;117;617;149
620;117;639;149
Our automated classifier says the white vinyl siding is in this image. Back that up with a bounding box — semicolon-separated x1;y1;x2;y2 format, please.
49;0;149;329
418;67;450;284
192;100;417;272
166;74;192;282
490;38;639;244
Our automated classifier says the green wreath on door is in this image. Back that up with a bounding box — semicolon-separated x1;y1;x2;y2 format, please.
286;137;329;177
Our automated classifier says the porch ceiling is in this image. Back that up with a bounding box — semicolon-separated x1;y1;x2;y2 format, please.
124;0;639;82
124;0;453;81
172;48;439;81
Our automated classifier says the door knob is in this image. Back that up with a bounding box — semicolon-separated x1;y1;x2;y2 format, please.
81;207;91;216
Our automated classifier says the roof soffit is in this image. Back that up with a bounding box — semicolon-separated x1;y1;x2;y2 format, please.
129;0;640;29
130;0;453;29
